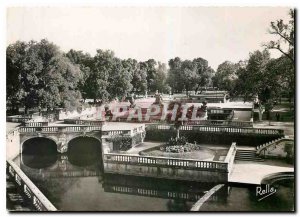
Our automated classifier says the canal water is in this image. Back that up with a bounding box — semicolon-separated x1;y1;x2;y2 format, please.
13;151;294;211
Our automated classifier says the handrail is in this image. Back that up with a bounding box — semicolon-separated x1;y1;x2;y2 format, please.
64;119;105;126
6;160;57;211
25;122;49;127
146;124;284;135
186;120;253;127
224;142;237;173
18;125;103;133
256;137;293;155
104;153;228;171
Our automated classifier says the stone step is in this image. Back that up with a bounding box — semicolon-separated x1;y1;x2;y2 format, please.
235;149;264;162
235;156;264;161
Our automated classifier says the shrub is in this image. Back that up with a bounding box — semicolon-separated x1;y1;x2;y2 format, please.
109;135;132;151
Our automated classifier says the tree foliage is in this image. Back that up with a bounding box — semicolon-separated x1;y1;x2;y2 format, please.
167;57;214;95
7;39;82;113
212;61;238;94
264;9;294;62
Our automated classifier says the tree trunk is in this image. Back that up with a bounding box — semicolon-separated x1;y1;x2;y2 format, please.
24;106;28;115
194;84;201;95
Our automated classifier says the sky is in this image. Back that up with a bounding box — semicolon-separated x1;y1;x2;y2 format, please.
6;7;291;70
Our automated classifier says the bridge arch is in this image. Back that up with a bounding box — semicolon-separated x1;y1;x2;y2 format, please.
22;137;58;154
21;137;58;169
67;136;103;167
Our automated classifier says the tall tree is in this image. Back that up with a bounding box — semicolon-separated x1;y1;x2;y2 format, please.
152;62;168;93
167;57;183;93
265;9;295;102
233;50;282;120
180;60;198;96
87;49;115;102
213;61;238;93
142;59;157;93
192;58;214;94
124;58;147;95
6;39;83;113
66;49;93;100
6;41;27;113
107;57;133;100
264;9;294;62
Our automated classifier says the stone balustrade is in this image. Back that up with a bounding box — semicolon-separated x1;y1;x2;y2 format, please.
104;153;228;172
186;120;253;127
64;119;105;126
6;160;57;211
146;124;284;135
256;137;293;156
18;125;103;133
25;122;49;127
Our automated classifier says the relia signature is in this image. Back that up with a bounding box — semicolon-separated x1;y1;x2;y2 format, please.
256;185;277;201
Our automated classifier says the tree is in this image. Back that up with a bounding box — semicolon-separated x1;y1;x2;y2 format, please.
264;9;294;62
192;58;215;94
180;60;198;96
152;62;168;93
233;50;283;121
107;57;133;100
264;9;295;102
86;49;115;102
168;57;214;95
167;57;183;93
141;59;157;93
123;59;147;95
213;61;238;94
6;39;83;114
6;41;27;113
66;49;93;101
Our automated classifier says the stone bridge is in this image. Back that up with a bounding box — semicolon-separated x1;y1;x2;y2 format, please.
19;126;103;153
18;123;146;154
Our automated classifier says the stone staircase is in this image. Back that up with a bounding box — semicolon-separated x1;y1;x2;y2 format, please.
235;149;264;162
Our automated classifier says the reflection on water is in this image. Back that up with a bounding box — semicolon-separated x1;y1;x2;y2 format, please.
14;151;294;211
22;154;58;169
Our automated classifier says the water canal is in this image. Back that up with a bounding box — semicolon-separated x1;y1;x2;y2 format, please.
12;151;294;211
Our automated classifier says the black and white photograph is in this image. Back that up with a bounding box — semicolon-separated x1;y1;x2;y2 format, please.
5;4;295;212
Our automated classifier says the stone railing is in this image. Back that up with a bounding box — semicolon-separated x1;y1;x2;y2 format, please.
64;119;105;126
102;130;131;137
146;124;284;135
256;137;292;156
24;122;49;127
18;125;103;133
185;120;253;127
224;142;237;173
103;153;228;172
6;160;57;211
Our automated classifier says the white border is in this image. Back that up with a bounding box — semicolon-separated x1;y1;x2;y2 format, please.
1;1;298;217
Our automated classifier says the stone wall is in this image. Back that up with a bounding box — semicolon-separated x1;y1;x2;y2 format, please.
6;129;20;160
104;163;228;183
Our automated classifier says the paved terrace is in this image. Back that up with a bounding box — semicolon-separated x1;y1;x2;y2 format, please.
229;162;294;185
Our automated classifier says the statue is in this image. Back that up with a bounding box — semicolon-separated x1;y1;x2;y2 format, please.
154;90;163;105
